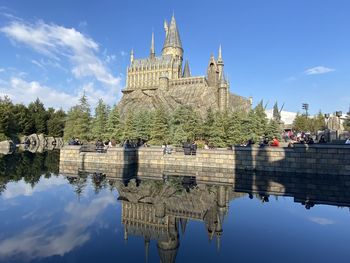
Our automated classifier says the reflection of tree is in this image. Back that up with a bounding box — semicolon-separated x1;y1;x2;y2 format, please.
92;173;108;194
67;176;88;200
0;151;60;194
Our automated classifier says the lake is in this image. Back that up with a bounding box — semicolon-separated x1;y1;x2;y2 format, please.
0;151;350;263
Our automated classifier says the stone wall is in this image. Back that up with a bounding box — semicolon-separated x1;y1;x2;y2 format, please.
59;144;350;180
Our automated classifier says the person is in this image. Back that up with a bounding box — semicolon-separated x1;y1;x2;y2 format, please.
191;141;197;154
345;137;350;144
204;141;209;149
319;134;326;144
123;139;131;148
270;136;280;147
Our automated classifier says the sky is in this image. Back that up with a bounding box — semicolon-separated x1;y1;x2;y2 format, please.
0;0;349;115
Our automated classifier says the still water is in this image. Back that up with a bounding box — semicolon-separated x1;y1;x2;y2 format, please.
0;151;350;263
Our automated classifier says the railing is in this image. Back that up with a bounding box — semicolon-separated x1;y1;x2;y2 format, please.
169;76;207;87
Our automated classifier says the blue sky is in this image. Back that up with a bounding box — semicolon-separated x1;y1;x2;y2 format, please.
0;0;349;115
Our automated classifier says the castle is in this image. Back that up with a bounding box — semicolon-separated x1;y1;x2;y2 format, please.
118;15;251;117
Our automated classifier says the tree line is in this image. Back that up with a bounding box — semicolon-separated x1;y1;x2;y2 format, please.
0;96;66;141
63;95;282;147
3;94;344;147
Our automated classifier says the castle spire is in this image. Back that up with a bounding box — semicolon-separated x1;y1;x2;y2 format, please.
182;60;191;78
130;49;134;64
217;45;223;64
162;14;183;52
150;31;155;59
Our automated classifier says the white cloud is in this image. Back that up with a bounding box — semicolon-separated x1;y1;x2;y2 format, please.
305;66;335;75
0;76;119;110
0;19;121;87
0;68;4;72
0;77;77;110
308;216;335;225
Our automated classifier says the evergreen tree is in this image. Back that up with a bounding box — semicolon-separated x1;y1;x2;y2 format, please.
293;113;309;132
150;107;169;144
311;111;325;133
63;94;91;141
203;107;215;139
273;101;281;122
92;99;109;140
47;108;66;137
208;112;226;147
266;120;282;140
226;112;244;145
106;105;123;142
0;96;16;139
12;103;35;135
134;110;152;141
28;98;48;134
170;106;201;145
254;100;268;138
123;111;137;140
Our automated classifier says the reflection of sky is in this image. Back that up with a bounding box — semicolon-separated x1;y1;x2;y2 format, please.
1;176;350;263
0;175;118;263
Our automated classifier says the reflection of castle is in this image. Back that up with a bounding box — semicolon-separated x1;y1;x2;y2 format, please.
116;179;239;263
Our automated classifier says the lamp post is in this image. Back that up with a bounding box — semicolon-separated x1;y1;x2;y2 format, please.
335;111;342;139
324;113;330;142
302;103;309;117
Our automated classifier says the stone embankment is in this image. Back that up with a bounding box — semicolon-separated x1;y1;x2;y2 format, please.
59;144;350;183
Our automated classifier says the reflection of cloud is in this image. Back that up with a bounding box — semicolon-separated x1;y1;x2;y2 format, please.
2;176;66;199
0;193;116;261
308;216;335;225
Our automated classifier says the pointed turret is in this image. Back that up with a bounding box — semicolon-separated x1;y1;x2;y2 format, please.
164;20;169;36
217;45;224;79
182;60;191;78
130;49;134;64
217;45;223;64
162;14;183;59
207;53;218;87
150;32;155;59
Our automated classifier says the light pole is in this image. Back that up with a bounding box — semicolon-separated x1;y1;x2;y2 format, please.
324;113;330;129
335;111;342;139
302;103;309;117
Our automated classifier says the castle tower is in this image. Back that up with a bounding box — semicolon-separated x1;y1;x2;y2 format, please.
150;32;155;59
162;15;183;60
207;54;219;87
218;70;228;111
182;60;191;78
217;45;224;78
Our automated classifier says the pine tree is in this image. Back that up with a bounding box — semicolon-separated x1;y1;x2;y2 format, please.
266;120;282;140
12;103;35;135
203;107;215;140
134;110;152;141
254;100;268;138
123;111;137;140
226;112;244;145
47;108;66;137
208;112;226;148
28;98;48;134
92;99;109;140
150;107;169;144
63;94;91;141
293;113;308;132
0;96;16;139
273;101;281;122
106;105;123;142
